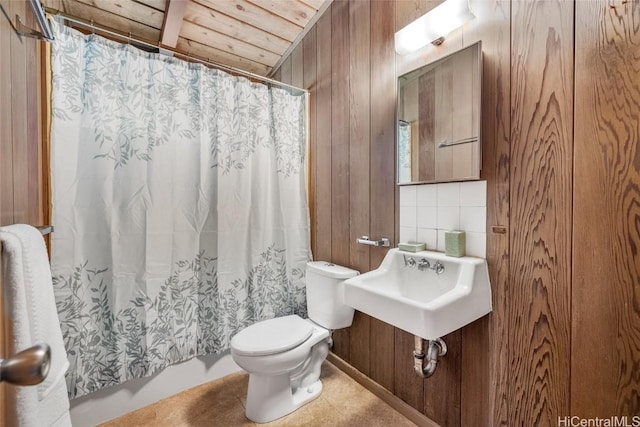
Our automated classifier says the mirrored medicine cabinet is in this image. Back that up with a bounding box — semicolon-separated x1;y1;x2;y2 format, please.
397;41;482;185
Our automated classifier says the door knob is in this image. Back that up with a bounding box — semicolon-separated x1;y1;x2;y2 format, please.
0;343;51;386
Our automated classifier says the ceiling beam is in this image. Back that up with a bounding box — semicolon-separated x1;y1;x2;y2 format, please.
160;0;187;47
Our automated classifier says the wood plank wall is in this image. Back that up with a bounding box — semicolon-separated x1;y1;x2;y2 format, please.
510;1;574;423
0;1;45;425
0;0;44;228
0;0;635;425
572;0;640;419
275;0;640;425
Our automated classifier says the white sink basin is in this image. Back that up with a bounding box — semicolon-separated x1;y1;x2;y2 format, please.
344;248;492;339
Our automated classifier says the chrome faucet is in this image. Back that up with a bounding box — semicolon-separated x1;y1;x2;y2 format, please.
403;255;445;275
433;261;445;275
403;254;416;268
417;258;431;271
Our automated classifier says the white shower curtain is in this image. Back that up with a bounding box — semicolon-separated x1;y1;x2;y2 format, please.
49;22;310;398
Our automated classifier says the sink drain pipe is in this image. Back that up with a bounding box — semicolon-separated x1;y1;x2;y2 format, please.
413;336;447;378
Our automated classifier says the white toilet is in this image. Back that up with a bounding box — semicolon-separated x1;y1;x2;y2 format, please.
230;261;358;423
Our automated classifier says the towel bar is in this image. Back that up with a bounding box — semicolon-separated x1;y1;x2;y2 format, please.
37;225;54;236
356;236;390;247
438;136;478;148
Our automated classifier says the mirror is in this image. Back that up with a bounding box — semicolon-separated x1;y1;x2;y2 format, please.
397;42;482;185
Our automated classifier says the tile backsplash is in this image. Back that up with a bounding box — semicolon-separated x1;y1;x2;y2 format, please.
399;181;487;257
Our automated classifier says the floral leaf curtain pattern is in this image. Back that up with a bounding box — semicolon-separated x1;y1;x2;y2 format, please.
50;22;311;399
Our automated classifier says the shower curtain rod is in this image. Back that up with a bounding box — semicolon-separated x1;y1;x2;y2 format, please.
43;7;309;95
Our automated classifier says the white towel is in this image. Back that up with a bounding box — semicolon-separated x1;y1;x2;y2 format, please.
0;224;71;427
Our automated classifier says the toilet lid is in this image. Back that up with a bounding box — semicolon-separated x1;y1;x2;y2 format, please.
231;315;314;357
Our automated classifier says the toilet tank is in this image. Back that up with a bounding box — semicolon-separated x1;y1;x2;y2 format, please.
306;261;359;330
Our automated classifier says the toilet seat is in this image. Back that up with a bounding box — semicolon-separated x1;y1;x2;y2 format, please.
231;315;313;357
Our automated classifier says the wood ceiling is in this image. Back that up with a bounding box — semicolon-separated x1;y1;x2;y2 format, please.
41;0;331;77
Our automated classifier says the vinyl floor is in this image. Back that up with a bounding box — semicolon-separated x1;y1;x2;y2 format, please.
100;361;417;427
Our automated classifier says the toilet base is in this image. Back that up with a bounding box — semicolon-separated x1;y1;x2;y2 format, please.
245;374;323;424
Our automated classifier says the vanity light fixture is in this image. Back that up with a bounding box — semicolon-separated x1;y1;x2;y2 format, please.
394;0;475;55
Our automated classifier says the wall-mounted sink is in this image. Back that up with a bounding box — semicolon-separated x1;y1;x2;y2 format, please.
344;249;492;339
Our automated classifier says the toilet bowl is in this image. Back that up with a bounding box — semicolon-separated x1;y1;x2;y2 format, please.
230;261;358;423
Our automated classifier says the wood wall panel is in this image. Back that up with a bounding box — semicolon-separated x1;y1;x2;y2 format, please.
271;66;281;83
0;0;14;225
393;329;424;412
462;1;511;425
26;9;42;228
302;28;317;259
314;10;332;263
279;55;292;85
1;0;44;227
11;1;28;224
347;0;371;376
291;43;303;89
572;0;640;418
510;1;574;424
369;0;397;394
329;0;351;360
273;0;640;424
0;1;45;425
329;0;350;271
424;331;461;426
3;0;634;424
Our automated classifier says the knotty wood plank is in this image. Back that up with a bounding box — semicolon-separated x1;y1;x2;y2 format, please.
572;0;640;418
51;0;161;40
299;0;325;10
175;38;270;76
346;0;370;376
180;21;280;67
133;0;166;12
369;0;396;393
328;0;350;361
246;0;315;28
302;28;317;257
394;329;424;412
183;1;289;55
0;0;14;226
510;1;573;424
424;331;461;426
462;1;511;425
314;10;332;262
197;0;301;42
73;0;164;29
160;0;187;47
